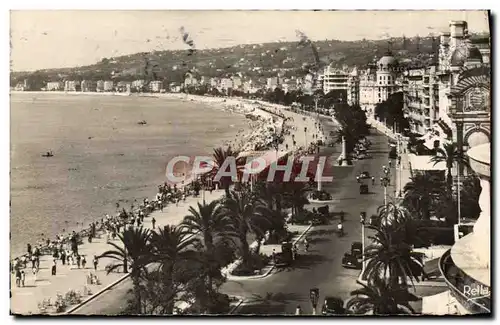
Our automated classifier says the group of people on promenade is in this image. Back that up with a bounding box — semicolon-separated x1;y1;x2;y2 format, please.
10;177;215;287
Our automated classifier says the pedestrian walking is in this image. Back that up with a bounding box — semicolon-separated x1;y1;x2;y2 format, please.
21;271;25;287
76;255;81;268
82;255;86;269
304;238;309;252
15;269;21;287
32;267;37;285
61;250;66;265
31;255;36;269
27;243;32;256
151;217;156;229
295;305;302;315
51;259;57;276
93;255;98;271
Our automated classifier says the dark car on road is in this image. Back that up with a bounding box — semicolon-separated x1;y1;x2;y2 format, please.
359;184;369;194
321;296;345;315
359;171;371;179
351;242;362;258
341;253;362;270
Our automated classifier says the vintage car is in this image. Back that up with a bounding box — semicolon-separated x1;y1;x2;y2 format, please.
321;296;345;315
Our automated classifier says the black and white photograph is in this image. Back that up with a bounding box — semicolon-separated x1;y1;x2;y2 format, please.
8;9;491;316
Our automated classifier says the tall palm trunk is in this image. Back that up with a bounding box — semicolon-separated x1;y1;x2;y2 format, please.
131;269;142;313
239;226;250;267
446;168;453;190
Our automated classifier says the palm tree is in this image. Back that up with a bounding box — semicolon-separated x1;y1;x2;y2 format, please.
212;146;241;197
180;200;231;306
430;142;471;189
221;190;271;268
149;225;199;314
99;227;152;312
345;277;419;315
364;203;425;288
283;182;310;219
403;172;446;220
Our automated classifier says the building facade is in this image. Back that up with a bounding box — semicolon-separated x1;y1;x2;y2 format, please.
360;53;401;115
420;20;491;316
64;80;80;92
81;80;96;92
319;65;360;106
103;81;114;92
149;80;163;93
46;81;63;91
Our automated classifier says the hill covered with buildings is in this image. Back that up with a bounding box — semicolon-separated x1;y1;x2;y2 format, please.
11;33;489;90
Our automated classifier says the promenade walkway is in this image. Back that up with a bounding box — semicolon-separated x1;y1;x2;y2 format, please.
10;189;225;315
10;101;322;316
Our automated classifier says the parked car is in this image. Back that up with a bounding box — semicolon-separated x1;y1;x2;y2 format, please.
321;296;346;315
389;147;398;159
341;253;362;270
359;184;369;194
351;242;362;258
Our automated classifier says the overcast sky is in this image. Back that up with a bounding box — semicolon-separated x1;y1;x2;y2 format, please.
10;10;490;72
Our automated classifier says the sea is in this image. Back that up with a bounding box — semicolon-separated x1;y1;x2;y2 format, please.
10;93;249;256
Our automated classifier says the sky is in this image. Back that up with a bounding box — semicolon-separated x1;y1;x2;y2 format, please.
10;10;490;72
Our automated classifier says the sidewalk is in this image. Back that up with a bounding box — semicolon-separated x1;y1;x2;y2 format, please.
396;150;412;198
10;189;225;315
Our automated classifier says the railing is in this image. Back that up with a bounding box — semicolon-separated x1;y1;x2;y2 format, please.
439;249;491;314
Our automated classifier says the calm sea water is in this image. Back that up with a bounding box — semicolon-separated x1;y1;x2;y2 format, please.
10;93;248;256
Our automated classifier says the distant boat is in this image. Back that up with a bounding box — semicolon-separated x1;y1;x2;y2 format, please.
42;150;54;157
137;120;147;125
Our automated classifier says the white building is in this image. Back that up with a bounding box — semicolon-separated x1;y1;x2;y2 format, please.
320;65;360;105
103;81;114;92
149;80;162;93
46;81;63;91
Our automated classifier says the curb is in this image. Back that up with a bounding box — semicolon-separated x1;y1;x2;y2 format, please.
228;299;245;314
66;232;200;315
308;199;339;204
225;224;313;281
65;271;131;314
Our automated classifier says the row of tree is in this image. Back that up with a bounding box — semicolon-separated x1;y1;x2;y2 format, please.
99;145;313;314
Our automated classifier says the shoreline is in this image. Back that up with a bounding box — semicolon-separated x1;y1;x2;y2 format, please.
10;91;325;261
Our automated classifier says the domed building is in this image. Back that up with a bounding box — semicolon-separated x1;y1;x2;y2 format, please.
419;20;491;316
359;52;402;115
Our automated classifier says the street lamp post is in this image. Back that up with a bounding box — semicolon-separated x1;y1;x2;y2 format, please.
304;127;308;147
309;288;319;315
382;176;389;207
360;212;366;273
457;161;461;226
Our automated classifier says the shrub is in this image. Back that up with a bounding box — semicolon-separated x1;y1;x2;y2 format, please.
64;289;82;305
310;190;332;201
231;253;271;276
54;294;67;313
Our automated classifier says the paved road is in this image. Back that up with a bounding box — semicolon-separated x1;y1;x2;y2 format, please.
73;118;402;315
220;118;397;315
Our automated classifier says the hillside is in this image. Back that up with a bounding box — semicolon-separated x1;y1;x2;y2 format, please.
10;33;490;89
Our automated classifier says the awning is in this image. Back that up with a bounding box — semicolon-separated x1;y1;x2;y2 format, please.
408;154;447;171
422;290;460;315
423;258;441;278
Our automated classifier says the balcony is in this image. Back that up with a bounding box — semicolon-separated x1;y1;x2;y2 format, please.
439;249;491;314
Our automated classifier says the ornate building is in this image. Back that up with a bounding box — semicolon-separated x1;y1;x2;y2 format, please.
360;53;401;117
421;20;491;316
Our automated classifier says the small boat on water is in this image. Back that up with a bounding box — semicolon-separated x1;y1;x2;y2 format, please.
42;150;54;157
137;120;147;125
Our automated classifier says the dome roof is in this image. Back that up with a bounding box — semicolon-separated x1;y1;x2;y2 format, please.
451;43;483;66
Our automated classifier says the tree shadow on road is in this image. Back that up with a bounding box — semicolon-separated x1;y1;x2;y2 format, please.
275;253;330;272
307;237;331;244
236;292;307;315
308;228;336;236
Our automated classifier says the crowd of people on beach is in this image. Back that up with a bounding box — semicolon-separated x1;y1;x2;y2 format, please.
11;100;325;293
